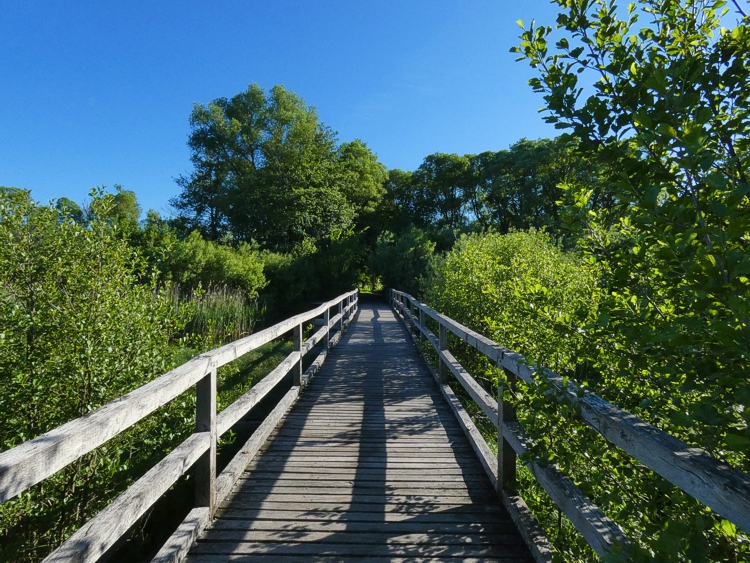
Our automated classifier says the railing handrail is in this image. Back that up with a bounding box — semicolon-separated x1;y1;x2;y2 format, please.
0;288;359;563
389;288;750;559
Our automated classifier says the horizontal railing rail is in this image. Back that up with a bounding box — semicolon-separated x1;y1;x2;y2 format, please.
389;288;750;561
0;289;359;563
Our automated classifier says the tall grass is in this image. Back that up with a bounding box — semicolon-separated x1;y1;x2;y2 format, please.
174;285;263;346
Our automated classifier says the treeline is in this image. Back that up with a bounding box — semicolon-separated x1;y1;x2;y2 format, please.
3;0;750;560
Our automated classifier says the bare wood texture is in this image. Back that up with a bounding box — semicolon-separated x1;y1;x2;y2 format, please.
0;356;211;503
391;289;750;535
215;387;300;504
0;289;359;504
498;369;517;492
150;508;211;563
44;432;209;563
440;349;498;426
195;367;217;514
216;352;299;436
185;304;534;563
503;422;629;557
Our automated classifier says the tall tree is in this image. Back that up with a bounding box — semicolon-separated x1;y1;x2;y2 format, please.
173;84;385;251
515;0;750;559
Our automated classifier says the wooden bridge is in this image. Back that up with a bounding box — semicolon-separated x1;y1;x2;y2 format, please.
1;289;749;562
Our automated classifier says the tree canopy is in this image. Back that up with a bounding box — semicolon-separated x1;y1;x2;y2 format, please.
172;84;386;251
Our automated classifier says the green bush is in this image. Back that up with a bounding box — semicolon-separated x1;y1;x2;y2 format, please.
0;190;189;561
425;230;600;373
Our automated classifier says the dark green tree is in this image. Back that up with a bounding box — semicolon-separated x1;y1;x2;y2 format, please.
173;84;386;251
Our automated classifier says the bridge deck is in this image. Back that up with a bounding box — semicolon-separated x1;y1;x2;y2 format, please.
186;303;533;562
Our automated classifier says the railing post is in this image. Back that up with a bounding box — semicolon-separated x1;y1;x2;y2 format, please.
323;307;330;350
419;307;425;342
498;368;517;493
293;323;303;386
195;364;217;515
438;322;448;384
337;298;344;334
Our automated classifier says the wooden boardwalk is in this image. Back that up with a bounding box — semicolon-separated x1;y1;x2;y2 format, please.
186;303;534;562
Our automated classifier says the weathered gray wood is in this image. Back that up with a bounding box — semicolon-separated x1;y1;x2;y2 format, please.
187;304;533;563
150;507;210;563
216;351;298;436
498;369;517;492
195;366;217;514
0;356;210;503
500;492;554;563
503;421;630;557
323;308;330;349
292;323;303;386
392;295;557;563
392;288;750;535
438;323;449;384
546;372;750;534
0;289;359;504
440;349;498;426
215;387;300;504
44;432;209;563
300;325;327;356
301;348;327;387
207;289;358;369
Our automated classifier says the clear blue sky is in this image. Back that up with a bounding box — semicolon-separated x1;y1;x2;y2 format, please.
1;1;562;216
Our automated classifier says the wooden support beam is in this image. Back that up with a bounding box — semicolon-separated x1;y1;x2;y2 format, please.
293;323;303;386
498;368;517;493
438;323;448;384
195;365;217;515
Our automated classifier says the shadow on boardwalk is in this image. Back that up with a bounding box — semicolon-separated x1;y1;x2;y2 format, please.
186;304;533;562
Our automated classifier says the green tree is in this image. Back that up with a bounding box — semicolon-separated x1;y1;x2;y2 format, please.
412;153;473;230
514;0;750;559
173;84;385;251
369;227;436;296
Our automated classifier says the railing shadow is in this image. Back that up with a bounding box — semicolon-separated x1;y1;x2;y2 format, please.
190;303;529;560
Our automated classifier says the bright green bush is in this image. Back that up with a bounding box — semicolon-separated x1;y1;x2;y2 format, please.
165;231;266;299
425;230;600;374
0;190;189;561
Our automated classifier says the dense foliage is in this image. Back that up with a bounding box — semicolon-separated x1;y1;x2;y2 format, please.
6;6;750;556
172;84;387;250
0;189;190;561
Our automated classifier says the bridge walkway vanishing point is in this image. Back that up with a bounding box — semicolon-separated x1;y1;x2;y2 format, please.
186;303;535;562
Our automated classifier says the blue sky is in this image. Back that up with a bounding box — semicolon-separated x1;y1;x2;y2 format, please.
1;1;563;215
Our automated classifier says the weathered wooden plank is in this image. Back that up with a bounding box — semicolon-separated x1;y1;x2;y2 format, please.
215;508;513;523
547;373;750;534
216;351;298;436
393;289;750;535
150;508;211;563
440;350;498;426
231;484;492;496
0;355;210;503
215;387;300;504
195;367;217;515
44;432;209;563
391;296;555;563
189;541;529;557
209;518;510;534
503;421;629;558
207;289;357;369
0;290;359;504
187;556;522;563
196;529;524;545
300;348;327;387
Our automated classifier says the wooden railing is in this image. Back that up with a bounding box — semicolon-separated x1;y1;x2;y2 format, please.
0;289;359;563
390;288;750;562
